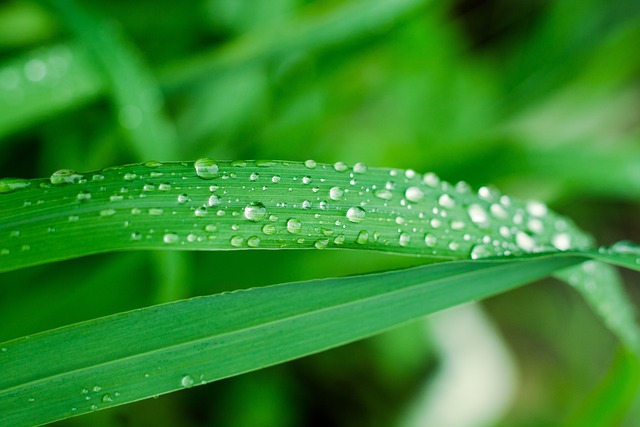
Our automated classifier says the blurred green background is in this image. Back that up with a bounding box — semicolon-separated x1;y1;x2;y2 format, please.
1;0;640;425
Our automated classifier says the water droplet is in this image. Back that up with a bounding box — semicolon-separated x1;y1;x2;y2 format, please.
356;230;369;244
68;215;80;222
90;404;98;411
425;233;437;247
470;244;492;259
195;207;208;217
468;204;489;227
438;194;455;209
451;220;466;230
149;208;164;216
123;172;137;181
515;231;536;251
208;195;221;206
422;173;440;187
552;233;571;251
247;236;261;247
399;233;411;247
448;242;460;251
143;183;155;192
230;236;244;247
93;385;101;392
77;191;92;202
374;189;393;200
102;394;113;403
334;234;346;244
194;158;220;179
304;159;317;169
334;161;348;172
329;186;344;201
490;203;507;219
526;201;548;217
302;176;312;185
353;162;367;174
429;218;441;228
204;224;218;232
272;175;281;183
163;233;179;244
346;206;366;223
314;239;329;249
250;172;260;181
0;178;31;193
287;218;302;233
177;193;189;204
301;200;312;209
50;169;83;185
455;181;471;194
244;202;267;221
527;218;544;234
100;209;116;217
405;186;424;203
262;224;276;235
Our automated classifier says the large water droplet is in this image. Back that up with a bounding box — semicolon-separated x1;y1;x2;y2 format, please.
346;206;366;223
526;201;548;217
470;244;492;259
515;231;536;251
438;194;455;209
304;159;317;169
230;236;244;247
334;161;348;172
552;233;571;251
356;230;369;244
247;236;261;247
329;186;344;201
50;169;83;185
244;202;267;221
194;158;220;179
353;162;367;173
262;224;277;235
287;218;302;233
399;233;411;247
405;186;424;203
425;233;437;247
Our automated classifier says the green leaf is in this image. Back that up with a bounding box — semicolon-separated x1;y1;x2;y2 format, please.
0;254;585;426
0;160;593;273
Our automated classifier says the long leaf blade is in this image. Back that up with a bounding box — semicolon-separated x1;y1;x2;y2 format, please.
0;254;585;426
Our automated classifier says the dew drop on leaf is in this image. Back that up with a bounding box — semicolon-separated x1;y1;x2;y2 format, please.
50;169;83;185
329;186;344;201
0;178;31;193
244;202;267;221
163;233;179;244
194;158;220;179
346;206;366;223
286;218;302;234
353;162;367;174
405;186;424;203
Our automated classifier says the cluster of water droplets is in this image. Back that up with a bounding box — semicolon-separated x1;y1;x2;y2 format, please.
1;158;592;264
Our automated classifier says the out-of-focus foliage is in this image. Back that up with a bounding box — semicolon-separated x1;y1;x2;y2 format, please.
1;0;640;425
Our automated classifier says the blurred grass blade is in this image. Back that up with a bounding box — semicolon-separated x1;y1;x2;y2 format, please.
44;0;177;160
0;160;593;272
0;254;585;426
0;42;105;140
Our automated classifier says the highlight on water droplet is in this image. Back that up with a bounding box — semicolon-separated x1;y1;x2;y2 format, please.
194;158;220;179
346;206;366;223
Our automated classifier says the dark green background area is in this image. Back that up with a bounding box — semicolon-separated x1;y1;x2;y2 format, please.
1;0;640;425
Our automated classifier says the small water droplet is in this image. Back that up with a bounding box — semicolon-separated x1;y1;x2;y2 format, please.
468;204;489;227
515;231;536;251
287;218;302;233
438;194;455;209
422;173;440;187
301;200;312;209
230;236;244;247
526;201;548;217
429;218;441;228
143;183;155;192
552;233;571;251
194;158;220;179
272;175;281;183
100;209;116;217
148;208;164;216
262;224;277;235
0;178;31;193
399;233;411;247
163;233;179;244
250;172;260;181
374;189;393;200
247;236;261;247
204;224;218;232
455;181;471;194
158;182;172;191
353;162;367;173
77;191;92;202
334;234;346;244
302;176;312;185
50;169;83;185
177;193;189;204
244;202;267;221
451;220;466;230
208;194;222;206
346;206;366;223
90;404;98;411
102;394;113;403
194;206;208;217
304;159;317;169
405;186;424;203
470;244;492;259
425;233;437;247
329;186;344;201
350;229;369;246
123;172;137;181
314;239;329;249
92;385;101;392
527;218;544;234
334;161;348;172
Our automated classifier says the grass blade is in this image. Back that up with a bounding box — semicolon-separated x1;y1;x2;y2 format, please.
0;160;592;273
0;254;585;426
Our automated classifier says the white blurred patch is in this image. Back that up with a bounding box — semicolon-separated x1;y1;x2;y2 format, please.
399;303;517;427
